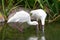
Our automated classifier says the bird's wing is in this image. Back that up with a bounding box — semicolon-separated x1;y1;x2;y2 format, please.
8;10;31;23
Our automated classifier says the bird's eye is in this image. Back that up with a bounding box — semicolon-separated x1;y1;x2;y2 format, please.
30;13;32;16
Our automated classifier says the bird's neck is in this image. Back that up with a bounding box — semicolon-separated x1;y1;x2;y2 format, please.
27;21;33;25
27;21;34;25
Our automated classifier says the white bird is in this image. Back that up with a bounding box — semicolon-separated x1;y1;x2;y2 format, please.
7;10;38;32
30;9;47;40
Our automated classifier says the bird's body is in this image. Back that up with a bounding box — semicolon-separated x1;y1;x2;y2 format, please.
7;10;38;25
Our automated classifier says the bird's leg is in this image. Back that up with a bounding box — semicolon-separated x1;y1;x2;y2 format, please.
13;22;23;32
40;25;46;40
41;25;45;36
13;23;17;28
17;23;24;32
36;19;39;37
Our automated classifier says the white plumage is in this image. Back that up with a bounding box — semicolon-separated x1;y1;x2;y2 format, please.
7;10;38;25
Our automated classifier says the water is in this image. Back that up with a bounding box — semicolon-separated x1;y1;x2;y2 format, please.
0;22;60;40
0;22;40;40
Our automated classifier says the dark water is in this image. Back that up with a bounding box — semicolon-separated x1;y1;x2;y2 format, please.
0;22;40;40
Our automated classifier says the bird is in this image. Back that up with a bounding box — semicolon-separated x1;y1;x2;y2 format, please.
7;10;38;32
30;9;47;40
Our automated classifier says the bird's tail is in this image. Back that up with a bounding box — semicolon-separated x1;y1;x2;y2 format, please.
7;17;13;23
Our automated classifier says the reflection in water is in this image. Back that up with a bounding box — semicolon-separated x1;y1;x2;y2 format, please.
28;36;38;40
0;22;40;40
0;22;4;32
1;22;60;40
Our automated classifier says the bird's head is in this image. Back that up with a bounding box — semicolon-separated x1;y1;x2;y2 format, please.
30;10;38;20
30;10;36;17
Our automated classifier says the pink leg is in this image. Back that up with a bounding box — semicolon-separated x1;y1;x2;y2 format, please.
13;22;23;32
